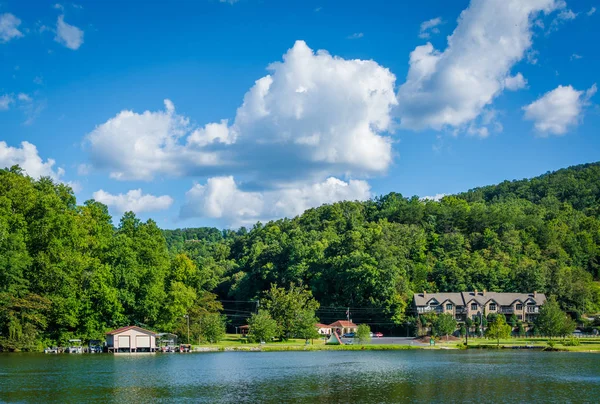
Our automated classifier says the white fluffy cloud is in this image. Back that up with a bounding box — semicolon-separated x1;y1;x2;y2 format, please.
180;176;371;226
421;193;447;202
0;13;23;43
504;73;528;91
0;94;14;110
93;189;174;214
87;41;397;184
396;0;561;132
0;141;64;180
86;99;221;180
54;15;84;50
419;17;442;38
523;84;597;135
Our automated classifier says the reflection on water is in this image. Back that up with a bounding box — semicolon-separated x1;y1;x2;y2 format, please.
1;350;598;403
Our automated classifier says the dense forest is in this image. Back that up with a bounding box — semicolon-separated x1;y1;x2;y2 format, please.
1;163;600;350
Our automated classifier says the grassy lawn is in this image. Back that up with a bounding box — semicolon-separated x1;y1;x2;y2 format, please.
191;334;420;351
192;334;328;349
189;334;600;352
438;337;600;352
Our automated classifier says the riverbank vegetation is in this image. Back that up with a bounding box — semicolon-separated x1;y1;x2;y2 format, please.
1;162;600;351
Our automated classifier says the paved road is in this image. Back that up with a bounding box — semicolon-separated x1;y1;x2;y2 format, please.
340;337;429;346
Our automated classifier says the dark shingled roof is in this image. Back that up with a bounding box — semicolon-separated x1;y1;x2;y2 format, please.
413;291;546;306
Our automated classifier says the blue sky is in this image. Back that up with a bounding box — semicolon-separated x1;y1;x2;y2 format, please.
1;0;599;229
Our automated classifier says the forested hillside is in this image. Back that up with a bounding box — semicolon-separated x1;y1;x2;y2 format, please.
1;163;600;350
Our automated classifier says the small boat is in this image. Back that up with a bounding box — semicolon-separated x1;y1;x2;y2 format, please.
44;347;58;354
66;339;83;353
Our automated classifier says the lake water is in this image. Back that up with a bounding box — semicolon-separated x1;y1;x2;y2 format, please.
1;350;598;403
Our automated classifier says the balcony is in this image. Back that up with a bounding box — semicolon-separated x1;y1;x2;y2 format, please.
417;306;443;314
526;307;538;313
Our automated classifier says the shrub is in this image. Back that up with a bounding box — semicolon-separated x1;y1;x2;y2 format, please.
562;338;580;346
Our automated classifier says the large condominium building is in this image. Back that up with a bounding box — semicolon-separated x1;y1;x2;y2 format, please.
413;290;546;323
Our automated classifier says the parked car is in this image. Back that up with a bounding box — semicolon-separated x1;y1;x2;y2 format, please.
342;332;355;338
374;332;383;338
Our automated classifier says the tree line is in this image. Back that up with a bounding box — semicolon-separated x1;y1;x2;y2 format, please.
1;162;600;350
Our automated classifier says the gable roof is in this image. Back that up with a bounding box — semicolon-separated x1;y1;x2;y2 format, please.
315;323;330;328
328;320;357;328
413;291;547;307
106;325;157;336
413;292;463;306
461;292;546;307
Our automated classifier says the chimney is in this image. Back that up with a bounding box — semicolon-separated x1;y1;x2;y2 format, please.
534;291;537;298
483;289;486;296
423;290;426;297
474;289;478;296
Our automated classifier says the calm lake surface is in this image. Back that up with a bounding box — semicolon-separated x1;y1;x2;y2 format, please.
1;350;598;403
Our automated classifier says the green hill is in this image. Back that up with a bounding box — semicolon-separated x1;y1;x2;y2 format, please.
1;162;599;350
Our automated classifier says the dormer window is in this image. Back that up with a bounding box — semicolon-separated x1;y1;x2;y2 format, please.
471;303;478;311
489;303;496;311
446;304;453;310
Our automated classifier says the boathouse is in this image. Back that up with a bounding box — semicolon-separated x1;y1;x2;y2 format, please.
106;326;157;353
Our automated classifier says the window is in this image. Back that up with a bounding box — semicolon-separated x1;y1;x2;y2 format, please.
517;315;523;320
446;304;453;310
489;303;496;311
516;304;523;310
471;303;478;311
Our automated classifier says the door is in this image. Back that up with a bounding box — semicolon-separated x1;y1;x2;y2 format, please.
118;335;130;348
136;335;150;348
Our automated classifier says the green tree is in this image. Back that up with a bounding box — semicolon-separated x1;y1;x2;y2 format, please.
199;313;226;344
432;314;457;340
486;315;512;346
261;283;319;341
517;321;525;337
509;314;518;328
292;310;320;342
536;297;572;339
247;310;278;343
356;324;371;345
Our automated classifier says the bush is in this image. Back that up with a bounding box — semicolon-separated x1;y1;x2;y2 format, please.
356;324;371;345
547;340;556;349
562;338;580;346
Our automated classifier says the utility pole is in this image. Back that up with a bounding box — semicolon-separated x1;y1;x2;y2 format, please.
184;314;190;344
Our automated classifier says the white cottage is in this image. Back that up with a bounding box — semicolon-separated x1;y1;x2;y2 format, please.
106;326;157;353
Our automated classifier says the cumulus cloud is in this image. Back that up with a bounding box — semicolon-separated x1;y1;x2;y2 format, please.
523;84;597;135
396;0;561;132
0;141;64;180
0;94;14;110
419;17;442;39
86;99;220;180
93;189;174;214
588;7;597;16
504;73;528;91
0;13;23;43
180;176;371;226
87;41;397;184
421;193;447;201
54;15;84;50
17;93;32;102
